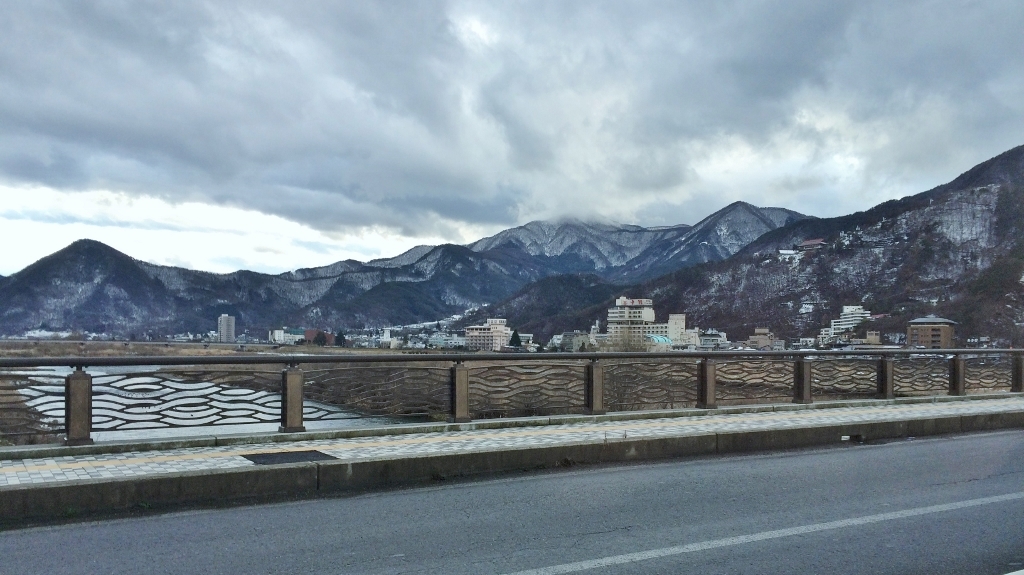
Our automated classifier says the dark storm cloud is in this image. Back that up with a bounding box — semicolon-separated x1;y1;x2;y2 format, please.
1;0;1023;236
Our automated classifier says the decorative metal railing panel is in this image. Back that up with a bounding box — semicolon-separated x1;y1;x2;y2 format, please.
810;358;879;398
716;360;794;402
0;369;64;444
467;362;586;418
90;369;289;431
894;357;949;394
964;355;1012;392
303;364;450;420
604;360;699;411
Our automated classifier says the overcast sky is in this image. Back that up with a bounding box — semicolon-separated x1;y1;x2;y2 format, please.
2;1;1023;275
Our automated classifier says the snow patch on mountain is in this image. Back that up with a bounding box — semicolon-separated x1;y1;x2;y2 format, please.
468;218;693;269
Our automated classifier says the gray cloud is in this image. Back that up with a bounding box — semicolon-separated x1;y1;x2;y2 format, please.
1;0;1023;239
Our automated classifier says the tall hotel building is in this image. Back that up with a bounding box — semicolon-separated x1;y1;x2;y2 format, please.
217;314;236;343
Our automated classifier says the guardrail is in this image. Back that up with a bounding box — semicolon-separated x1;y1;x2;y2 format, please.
1;349;1022;446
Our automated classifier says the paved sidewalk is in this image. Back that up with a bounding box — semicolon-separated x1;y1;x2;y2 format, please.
4;396;1024;488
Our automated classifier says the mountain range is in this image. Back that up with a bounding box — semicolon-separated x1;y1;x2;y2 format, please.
0;201;807;336
470;143;1024;345
4;142;1023;344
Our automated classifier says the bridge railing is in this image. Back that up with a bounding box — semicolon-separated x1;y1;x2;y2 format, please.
1;350;1022;446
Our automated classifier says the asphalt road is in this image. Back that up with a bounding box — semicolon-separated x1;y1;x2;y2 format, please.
2;430;1024;575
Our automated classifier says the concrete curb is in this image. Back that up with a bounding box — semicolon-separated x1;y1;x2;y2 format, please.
4;392;1022;462
3;408;1024;525
0;464;317;523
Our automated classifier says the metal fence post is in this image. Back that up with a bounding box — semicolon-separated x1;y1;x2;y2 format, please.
877;357;895;399
279;365;306;433
698;358;717;409
1013;354;1024;393
450;362;471;423
585;359;606;415
949;355;966;396
793;358;812;404
64;366;93;446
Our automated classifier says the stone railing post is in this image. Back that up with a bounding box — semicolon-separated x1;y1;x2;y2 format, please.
450;362;471;423
1012;354;1024;393
64;366;93;446
949;355;966;396
697;358;717;409
585;359;605;415
876;357;895;399
793;357;812;404
279;364;306;433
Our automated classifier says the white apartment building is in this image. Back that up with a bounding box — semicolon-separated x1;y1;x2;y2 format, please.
816;305;873;345
605;297;696;347
268;328;304;345
217;314;236;343
823;306;872;339
465;318;512;351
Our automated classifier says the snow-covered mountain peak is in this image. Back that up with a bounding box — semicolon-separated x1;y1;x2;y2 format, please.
467;218;692;268
365;245;435;268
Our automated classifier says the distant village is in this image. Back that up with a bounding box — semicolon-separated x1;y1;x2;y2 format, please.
2;295;979;352
43;294;965;353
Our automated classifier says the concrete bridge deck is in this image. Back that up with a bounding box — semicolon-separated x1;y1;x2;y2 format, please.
2;393;1024;524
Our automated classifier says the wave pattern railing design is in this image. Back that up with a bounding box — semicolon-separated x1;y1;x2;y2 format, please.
894;357;949;395
467;363;586;418
716;360;794;402
2;350;1022;445
91;368;374;430
303;364;450;420
91;370;285;430
964;356;1012;392
811;359;878;398
0;369;64;443
604;360;699;411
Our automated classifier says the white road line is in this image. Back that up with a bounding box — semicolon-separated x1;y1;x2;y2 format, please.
500;491;1024;575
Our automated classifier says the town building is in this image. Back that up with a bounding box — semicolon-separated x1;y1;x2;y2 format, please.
699;330;729;350
829;305;872;335
643;335;672;352
604;296;695;349
791;337;817;349
428;332;468;349
547;334;563;350
966;336;992;348
817;305;873;345
743;327;785;350
304;329;335;346
268;328;305;345
465;318;512;351
217;314;235;343
907;316;956;349
797;238;826;251
559;331;592;352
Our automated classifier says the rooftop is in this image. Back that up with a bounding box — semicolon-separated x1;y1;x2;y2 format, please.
908;315;957;325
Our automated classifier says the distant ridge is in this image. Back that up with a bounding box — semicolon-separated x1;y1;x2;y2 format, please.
0;196;810;335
